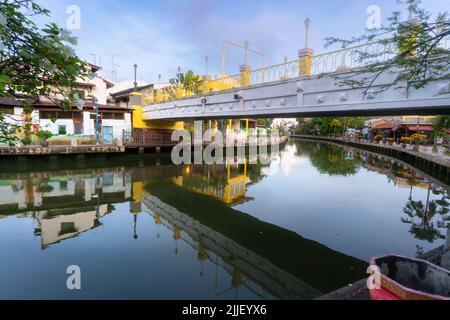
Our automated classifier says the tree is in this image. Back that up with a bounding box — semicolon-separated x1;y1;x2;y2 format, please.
294;117;366;136
330;119;342;136
402;185;449;242
295;141;361;176
164;68;203;99
431;115;450;146
256;118;272;128
0;0;90;145
325;0;450;94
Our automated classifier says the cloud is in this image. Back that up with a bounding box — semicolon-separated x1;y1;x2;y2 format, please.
35;0;449;84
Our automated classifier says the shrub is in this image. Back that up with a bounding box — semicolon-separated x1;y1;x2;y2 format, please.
374;135;383;142
401;137;412;144
387;138;395;144
36;130;53;142
410;133;428;143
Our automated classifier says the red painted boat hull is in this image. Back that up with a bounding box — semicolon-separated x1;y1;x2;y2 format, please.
369;254;450;301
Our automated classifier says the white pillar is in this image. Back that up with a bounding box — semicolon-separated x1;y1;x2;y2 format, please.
124;113;132;133
83;111;91;135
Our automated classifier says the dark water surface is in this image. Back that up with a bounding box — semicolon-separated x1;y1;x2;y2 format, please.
0;139;448;299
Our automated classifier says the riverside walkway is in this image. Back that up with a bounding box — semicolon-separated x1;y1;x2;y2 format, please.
0;145;125;156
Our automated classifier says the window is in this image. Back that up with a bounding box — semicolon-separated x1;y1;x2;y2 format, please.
74;124;83;135
58;112;72;119
60;181;68;191
100;112;125;120
90;113;102;120
58;125;67;135
72;112;83;120
0;107;14;115
40;111;57;120
59;222;76;236
102;112;115;120
103;173;114;186
73;90;85;100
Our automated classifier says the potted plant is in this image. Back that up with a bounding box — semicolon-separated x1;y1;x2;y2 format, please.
374;135;383;144
410;133;427;152
36;130;53;147
400;136;412;148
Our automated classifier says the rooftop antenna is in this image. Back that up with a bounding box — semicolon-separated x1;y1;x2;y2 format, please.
89;53;97;65
104;53;120;82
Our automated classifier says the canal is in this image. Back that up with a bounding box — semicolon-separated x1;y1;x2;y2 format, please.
0;139;448;300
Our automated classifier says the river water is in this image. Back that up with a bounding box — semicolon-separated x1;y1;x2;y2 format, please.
0;139;448;299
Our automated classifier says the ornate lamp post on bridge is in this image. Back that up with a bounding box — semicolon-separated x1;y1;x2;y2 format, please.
298;18;314;77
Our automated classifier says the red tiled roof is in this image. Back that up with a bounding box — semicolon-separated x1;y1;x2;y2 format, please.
88;63;101;72
0;97;38;106
76;82;96;87
371;122;394;130
32;101;130;112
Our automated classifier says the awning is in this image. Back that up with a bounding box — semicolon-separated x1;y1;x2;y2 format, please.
406;125;432;132
393;125;433;132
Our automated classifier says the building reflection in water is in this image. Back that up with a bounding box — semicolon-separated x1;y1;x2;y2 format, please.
0;169;133;249
173;162;250;206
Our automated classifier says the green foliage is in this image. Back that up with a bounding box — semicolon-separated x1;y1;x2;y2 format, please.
432;115;450;140
164;68;203;99
36;130;52;141
330;119;342;128
294;117;365;136
0;0;90;145
402;188;449;242
256;118;272;128
325;0;450;93
295;142;361;176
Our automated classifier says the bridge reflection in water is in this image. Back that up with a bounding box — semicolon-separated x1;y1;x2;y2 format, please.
0;141;447;299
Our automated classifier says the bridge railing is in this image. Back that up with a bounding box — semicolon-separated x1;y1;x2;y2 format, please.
124;129;177;147
206;74;241;91
147;38;450;104
250;59;300;85
311;41;398;75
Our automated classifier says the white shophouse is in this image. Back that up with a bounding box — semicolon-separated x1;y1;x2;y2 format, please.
0;63;132;144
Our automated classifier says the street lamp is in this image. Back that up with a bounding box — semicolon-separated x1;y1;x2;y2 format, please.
304;18;311;48
133;63;138;91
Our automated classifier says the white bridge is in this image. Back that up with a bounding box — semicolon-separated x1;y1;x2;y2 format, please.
143;73;450;120
143;39;450;120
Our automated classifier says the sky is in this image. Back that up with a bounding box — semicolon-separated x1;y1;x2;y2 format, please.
35;0;450;85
